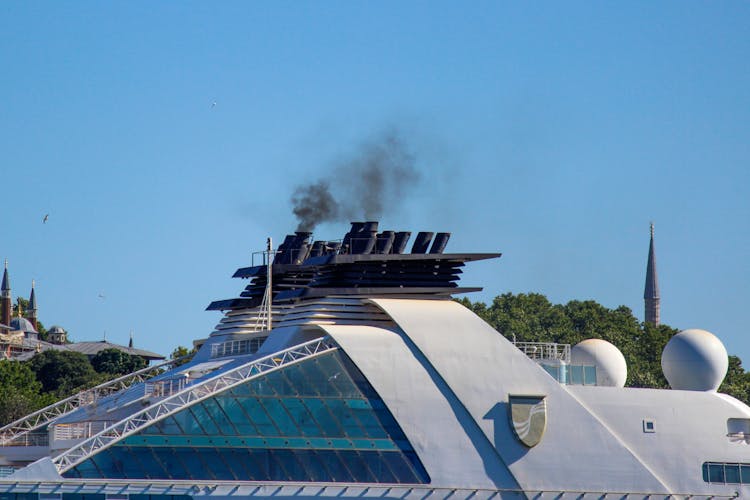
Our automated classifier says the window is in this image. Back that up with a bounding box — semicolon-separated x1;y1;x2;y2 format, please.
703;462;750;484
210;337;267;359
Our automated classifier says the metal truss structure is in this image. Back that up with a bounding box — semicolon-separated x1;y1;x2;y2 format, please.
53;336;337;474
0;356;188;447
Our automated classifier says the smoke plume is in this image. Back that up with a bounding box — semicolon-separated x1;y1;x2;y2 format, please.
291;129;420;231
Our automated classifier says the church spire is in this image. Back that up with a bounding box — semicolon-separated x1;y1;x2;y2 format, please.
644;222;660;325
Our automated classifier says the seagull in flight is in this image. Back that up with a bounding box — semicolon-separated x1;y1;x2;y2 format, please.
211;101;217;108
42;214;49;224
98;292;106;299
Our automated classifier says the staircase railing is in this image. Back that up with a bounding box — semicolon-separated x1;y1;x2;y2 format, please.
53;336;337;473
0;355;189;447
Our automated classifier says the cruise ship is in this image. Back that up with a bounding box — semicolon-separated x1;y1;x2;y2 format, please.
1;221;749;499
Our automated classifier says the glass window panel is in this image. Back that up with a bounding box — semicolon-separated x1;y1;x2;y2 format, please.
108;447;143;479
725;464;741;483
69;457;102;479
189;404;219;435
240;398;280;436
201;398;236;435
584;366;597;385
361;450;396;483
709;463;726;483
286;359;323;397
95;448;125;478
272;449;309;481
264;449;291;481
352;405;387;439
220;448;250;480
156;416;183;435
326;399;366;438
741;464;750;483
403;450;430;482
381;451;419;483
283;398;321;436
130;446;171;479
172;406;204;435
264;370;296;396
703;462;709;482
569;365;583;385
303;398;343;437
337;450;377;482
245;449;272;480
263;398;301;436
374;406;408;441
199;448;236;480
216;397;259;435
293;449;329;481
314;450;353;481
172;447;212;480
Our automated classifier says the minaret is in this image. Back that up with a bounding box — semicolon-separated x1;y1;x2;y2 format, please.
644;222;660;325
1;260;10;327
27;280;38;330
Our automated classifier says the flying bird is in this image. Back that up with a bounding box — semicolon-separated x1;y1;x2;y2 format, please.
42;214;49;224
98;293;106;299
211;101;217;108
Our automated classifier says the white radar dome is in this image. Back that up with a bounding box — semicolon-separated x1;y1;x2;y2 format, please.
571;339;627;387
661;328;728;391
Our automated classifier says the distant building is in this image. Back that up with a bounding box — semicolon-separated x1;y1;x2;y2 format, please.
0;261;164;362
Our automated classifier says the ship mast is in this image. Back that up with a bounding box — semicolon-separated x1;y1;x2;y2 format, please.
266;237;273;331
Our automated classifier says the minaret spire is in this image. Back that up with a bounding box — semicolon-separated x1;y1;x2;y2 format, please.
27;280;38;330
1;260;11;327
644;222;660;325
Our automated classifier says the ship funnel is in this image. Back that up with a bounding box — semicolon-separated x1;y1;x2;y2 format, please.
345;221;379;254
411;232;434;254
391;231;411;254
429;232;451;254
375;231;395;254
290;231;312;264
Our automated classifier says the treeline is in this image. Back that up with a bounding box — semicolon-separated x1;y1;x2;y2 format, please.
0;349;147;425
457;293;750;403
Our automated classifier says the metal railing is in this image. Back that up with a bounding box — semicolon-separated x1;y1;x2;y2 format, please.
0;355;188;447
514;341;571;362
52;421;115;441
53;336;337;473
0;431;48;447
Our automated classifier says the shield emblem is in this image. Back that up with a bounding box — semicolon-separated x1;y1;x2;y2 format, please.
508;395;547;447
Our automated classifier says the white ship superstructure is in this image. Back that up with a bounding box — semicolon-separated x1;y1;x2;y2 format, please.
1;221;748;499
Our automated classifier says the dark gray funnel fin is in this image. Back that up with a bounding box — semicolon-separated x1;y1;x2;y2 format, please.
291;231;313;264
429;232;451;254
375;231;395;254
391;232;411;254
411;232;434;254
342;222;365;254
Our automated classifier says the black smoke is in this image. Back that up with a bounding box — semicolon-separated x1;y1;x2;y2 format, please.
291;129;420;231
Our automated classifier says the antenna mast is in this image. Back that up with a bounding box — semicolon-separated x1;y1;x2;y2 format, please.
266;237;273;331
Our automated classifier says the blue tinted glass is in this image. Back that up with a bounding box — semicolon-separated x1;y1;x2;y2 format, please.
569;365;583;385
199;448;235;480
216;397;257;434
240;398;280;436
263;398;300;436
283;398;320;436
303;398;343;437
726;464;741;483
709;463;725;483
584;366;597;385
742;464;750;483
381;451;419;483
361;450;396;483
63;495;105;500
201;398;235;434
337;450;376;482
326;399;366;438
130;446;170;479
188;404;219;435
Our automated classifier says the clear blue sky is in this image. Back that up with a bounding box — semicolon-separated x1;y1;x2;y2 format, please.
1;2;748;363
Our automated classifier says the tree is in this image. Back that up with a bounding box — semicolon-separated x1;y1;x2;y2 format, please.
26;350;101;396
0;360;52;425
91;348;147;376
170;345;196;367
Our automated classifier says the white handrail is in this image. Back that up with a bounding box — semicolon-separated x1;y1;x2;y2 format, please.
53;336;337;473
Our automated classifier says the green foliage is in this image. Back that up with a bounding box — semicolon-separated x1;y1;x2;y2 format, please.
170;345;196;367
91;348;147;376
460;293;681;390
26;350;102;396
0;360;49;424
